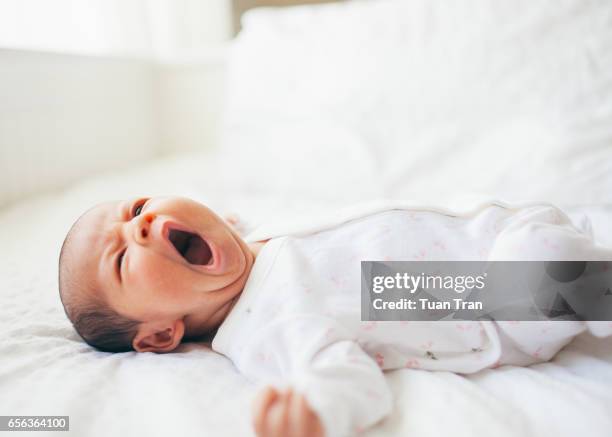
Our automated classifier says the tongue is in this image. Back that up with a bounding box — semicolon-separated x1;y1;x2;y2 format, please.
184;235;213;265
169;228;213;265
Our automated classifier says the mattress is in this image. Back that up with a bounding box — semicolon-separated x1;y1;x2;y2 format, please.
1;150;611;437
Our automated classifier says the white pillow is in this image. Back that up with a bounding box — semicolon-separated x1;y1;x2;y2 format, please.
222;0;612;205
217;119;380;206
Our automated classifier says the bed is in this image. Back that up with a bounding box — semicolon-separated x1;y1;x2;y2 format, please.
1;0;612;436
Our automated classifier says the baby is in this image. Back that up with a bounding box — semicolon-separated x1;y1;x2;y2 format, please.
59;196;612;437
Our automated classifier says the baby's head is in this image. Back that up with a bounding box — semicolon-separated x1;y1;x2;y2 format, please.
58;196;254;353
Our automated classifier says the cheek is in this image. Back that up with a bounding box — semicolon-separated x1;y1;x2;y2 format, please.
129;252;188;300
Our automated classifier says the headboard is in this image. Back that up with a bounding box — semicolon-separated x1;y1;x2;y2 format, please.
232;0;343;33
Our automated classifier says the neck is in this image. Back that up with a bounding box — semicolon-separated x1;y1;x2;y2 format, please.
184;240;265;339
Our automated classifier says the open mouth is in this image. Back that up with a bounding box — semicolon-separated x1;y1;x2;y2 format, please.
168;228;213;266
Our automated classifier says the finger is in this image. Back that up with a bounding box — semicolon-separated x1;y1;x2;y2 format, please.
266;392;289;437
288;392;308;437
225;213;239;224
252;387;278;436
299;394;323;437
281;390;294;437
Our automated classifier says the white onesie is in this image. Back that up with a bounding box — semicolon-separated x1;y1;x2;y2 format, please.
212;200;612;437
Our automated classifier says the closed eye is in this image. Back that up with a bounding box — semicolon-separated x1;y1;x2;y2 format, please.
117;248;127;281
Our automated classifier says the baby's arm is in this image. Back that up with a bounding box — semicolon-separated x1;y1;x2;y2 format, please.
247;331;393;437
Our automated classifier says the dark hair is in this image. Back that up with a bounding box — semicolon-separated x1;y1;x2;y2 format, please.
58;213;141;353
63;296;141;352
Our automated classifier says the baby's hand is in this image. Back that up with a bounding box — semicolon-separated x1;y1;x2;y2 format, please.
252;386;324;437
224;213;240;226
224;213;249;236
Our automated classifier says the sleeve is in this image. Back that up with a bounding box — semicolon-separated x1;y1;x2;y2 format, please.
489;205;612;345
235;317;393;437
585;321;612;338
489;205;612;261
291;340;393;437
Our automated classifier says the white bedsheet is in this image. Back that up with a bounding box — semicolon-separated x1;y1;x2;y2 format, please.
4;0;612;434
1;150;611;437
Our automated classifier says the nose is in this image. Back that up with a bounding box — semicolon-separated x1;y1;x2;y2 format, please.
133;212;156;245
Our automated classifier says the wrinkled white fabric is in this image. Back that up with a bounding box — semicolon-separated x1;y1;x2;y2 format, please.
213;202;612;437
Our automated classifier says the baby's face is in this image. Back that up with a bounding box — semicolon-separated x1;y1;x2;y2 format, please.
69;196;252;327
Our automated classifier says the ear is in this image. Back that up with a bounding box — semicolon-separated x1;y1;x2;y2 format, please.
132;319;185;353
